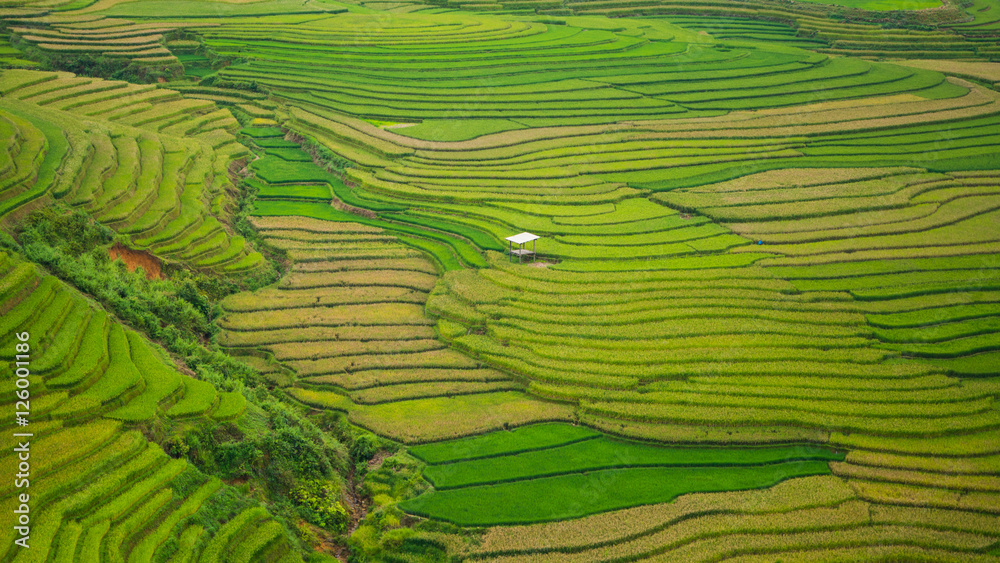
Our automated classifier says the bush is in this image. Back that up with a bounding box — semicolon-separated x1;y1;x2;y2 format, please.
292;480;349;532
350;435;380;464
214;441;262;479
11;205;272;384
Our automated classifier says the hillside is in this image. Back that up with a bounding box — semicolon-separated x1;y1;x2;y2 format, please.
0;250;303;561
1;0;999;560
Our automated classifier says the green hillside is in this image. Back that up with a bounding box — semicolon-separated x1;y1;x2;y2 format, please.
2;0;1000;560
0;251;302;561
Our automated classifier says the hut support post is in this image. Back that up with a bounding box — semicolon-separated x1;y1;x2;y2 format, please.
504;232;540;266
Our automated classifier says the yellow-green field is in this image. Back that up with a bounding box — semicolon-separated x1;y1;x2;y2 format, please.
2;0;1000;559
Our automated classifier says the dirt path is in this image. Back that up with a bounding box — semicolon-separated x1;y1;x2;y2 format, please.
108;244;163;279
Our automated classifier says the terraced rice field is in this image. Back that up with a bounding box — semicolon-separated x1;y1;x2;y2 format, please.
3;0;1000;559
92;6;998;560
0;250;298;561
218;138;569;442
190;8;1000;558
400;423;843;525
0;69;262;272
3;0;348;70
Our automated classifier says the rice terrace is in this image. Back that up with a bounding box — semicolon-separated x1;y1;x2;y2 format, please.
0;0;999;557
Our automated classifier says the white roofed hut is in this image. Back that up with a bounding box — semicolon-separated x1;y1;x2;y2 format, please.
506;232;539;263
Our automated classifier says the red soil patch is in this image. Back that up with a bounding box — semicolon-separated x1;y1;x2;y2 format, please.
109;244;163;279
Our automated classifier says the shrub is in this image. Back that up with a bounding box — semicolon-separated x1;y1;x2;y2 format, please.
292;480;349;532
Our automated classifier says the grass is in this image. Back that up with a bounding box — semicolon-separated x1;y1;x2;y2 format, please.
409;422;600;463
205;12;963;135
1;70;262;273
792;0;941;10
107;332;183;421
0;106;69;217
420;435;844;489
241;127;285;138
231;520;285;563
197;508;267;563
349;380;522;404
129;478;221;563
925;352;1000;376
251;156;332;184
396;235;463;271
0;276;56;334
268;337;443;361
256;183;332;200
105;0;348;17
51;324;142;417
29;303;90;375
8;1;1000;558
400;461;833;525
0;250;299;560
473;475;855;555
167;377;218;418
304;366;509;390
873;317;1000;344
383;212;504;252
393;119;528;142
212;391;248;420
581;398;998;437
251;200;487;269
269;148;314;162
47;314;110;388
290;389;574;443
0;420;120;499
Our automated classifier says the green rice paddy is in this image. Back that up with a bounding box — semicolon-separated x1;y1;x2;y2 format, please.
402;423;843;525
